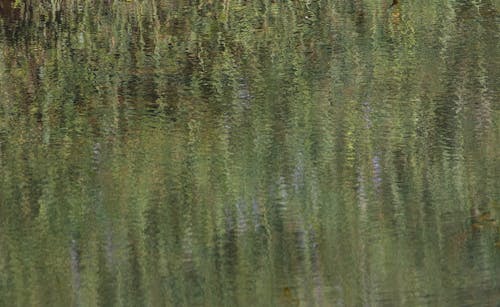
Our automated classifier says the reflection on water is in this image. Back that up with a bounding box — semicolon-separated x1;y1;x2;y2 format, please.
0;0;499;306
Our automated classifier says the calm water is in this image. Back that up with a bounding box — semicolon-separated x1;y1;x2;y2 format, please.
1;1;499;306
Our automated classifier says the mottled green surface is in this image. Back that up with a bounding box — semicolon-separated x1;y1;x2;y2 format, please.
0;0;499;306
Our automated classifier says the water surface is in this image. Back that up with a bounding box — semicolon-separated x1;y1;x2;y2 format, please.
0;1;499;306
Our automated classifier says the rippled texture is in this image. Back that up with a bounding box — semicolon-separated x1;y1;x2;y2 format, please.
0;0;499;306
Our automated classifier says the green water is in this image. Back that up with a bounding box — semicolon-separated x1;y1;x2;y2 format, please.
0;1;499;306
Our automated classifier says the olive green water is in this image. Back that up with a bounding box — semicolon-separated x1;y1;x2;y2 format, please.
0;1;499;306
